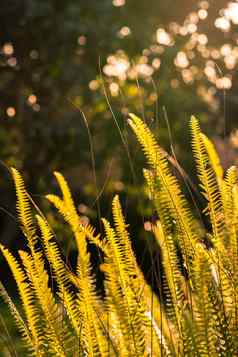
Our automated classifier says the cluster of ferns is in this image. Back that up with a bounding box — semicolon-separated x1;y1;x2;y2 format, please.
0;114;237;356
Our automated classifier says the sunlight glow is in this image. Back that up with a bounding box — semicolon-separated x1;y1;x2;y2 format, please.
198;34;208;45
182;69;193;83
3;43;14;56
6;107;16;117
187;23;197;34
224;54;236;69
230;130;238;148
225;2;238;24
118;26;131;38
135;63;154;77
198;9;208;20
89;80;99;91
28;94;37;105
78;36;87;45
174;52;189;68
220;44;232;56
152;58;161;69
103;56;130;80
204;65;216;81
216;76;232;89
7;57;17;67
215;17;231;31
99;0;238;109
156;28;173;46
109;82;119;96
112;0;125;7
199;1;209;10
32;104;40;112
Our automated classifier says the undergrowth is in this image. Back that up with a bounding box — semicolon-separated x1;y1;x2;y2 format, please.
0;114;238;356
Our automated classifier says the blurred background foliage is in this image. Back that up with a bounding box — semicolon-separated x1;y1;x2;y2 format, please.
0;0;238;252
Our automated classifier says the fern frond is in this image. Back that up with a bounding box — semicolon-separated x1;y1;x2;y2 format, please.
46;194;71;224
222;167;238;262
102;217;148;356
11;168;38;250
208;216;235;326
19;249;68;357
46;192;108;254
53;172;77;215
206;256;235;355
129;113;196;277
0;245;45;355
201;133;223;183
47;174;109;356
36;215;81;336
226;171;238;347
190;116;224;241
111;196;175;355
0;280;33;353
112;195;141;281
154;222;186;347
191;244;218;355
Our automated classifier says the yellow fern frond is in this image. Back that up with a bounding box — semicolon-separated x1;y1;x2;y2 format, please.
46;176;109;356
36;215;81;336
191;244;218;355
0;245;45;355
19;249;68;357
46;194;71;223
190;116;224;240
112;195;140;280
201;133;223;182
129;113;196;277
47;191;108;255
0;281;33;353
112;195;174;355
53;172;77;214
154;222;185;341
11;168;37;250
102;217;148;356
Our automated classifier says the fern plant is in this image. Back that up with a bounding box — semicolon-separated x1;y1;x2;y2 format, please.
0;114;238;356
